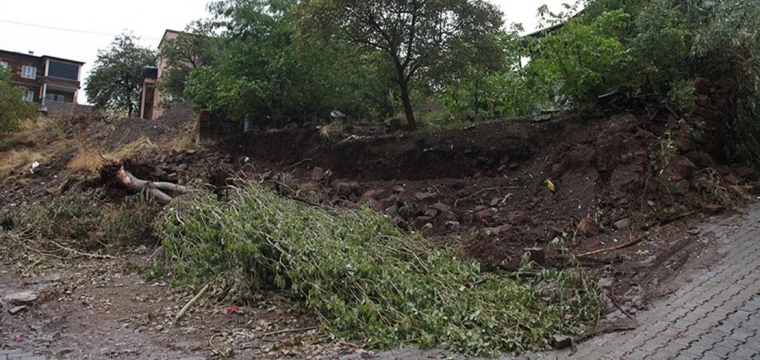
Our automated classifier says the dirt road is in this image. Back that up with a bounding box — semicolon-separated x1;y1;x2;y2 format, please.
3;203;760;360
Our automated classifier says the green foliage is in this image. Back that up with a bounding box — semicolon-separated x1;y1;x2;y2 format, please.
2;190;159;252
156;20;220;110
185;0;395;125
304;0;506;130
160;183;602;356
85;33;157;117
0;68;37;134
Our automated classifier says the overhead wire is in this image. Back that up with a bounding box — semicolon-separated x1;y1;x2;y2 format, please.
0;19;162;40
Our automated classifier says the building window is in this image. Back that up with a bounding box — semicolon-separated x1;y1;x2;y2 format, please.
21;65;37;79
46;94;66;103
48;60;79;80
22;90;34;102
0;61;7;69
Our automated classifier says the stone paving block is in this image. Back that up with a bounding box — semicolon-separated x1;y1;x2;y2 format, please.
727;345;760;359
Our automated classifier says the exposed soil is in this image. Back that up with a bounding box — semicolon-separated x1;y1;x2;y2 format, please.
2;78;758;358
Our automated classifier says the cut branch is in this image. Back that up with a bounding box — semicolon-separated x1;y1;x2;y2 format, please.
114;166;187;203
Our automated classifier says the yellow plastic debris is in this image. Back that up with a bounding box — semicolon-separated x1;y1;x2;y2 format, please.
544;179;556;192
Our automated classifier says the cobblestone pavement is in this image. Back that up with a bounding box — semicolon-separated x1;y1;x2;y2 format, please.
556;204;760;360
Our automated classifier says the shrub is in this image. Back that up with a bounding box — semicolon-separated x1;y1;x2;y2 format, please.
0;68;37;135
1;190;159;253
159;183;602;356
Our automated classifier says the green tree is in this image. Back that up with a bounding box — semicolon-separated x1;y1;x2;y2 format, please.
185;0;395;125
85;33;156;117
0;68;37;134
156;20;220;109
304;0;505;130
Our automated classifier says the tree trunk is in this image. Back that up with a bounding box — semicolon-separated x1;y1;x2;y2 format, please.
398;81;417;131
114;166;187;203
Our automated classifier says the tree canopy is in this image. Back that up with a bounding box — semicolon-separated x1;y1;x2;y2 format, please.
303;0;505;129
0;68;37;134
85;34;156;117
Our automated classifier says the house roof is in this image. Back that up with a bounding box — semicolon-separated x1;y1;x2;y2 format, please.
0;49;84;65
41;55;85;65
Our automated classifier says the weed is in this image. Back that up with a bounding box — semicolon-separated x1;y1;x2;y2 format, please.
694;168;734;207
159;183;602;356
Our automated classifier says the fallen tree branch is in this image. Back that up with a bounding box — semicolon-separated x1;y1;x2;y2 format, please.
576;231;642;258
114;166;187;203
176;284;209;322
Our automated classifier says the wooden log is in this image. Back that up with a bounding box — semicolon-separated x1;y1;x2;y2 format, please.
114;166;186;203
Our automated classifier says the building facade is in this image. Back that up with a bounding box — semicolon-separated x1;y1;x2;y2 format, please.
0;49;85;108
139;29;181;120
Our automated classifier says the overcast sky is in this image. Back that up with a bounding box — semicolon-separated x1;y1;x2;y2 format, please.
0;0;568;104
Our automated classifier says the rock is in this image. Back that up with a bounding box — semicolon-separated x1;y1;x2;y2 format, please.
580;218;599;236
385;205;399;217
614;218;630;231
666;156;696;181
399;204;422;220
703;204;724;214
431;203;456;220
524;247;545;265
391;216;408;229
362;189;388;200
392;185;406;193
551;335;573;349
414;192;437;201
724;173;741;186
8;305;28;315
489;197;501;207
411;216;434;230
332;181;353;196
474;208;492;220
507;211;528;225
484;224;512;235
185;149;197;155
3;291;39;305
177;163;188;172
424;208;438;218
431;203;451;212
360;197;383;212
349;181;361;194
736;166;758;181
311;167;327;182
598;277;614;288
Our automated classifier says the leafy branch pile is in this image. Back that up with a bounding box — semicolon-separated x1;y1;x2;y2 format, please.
159;183;601;356
0;190;159;255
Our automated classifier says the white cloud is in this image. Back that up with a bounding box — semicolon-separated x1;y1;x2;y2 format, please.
0;0;569;105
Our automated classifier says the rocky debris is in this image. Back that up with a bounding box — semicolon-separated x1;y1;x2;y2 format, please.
392;185;405;193
362;189;388;200
414;192;437;201
703;204;725;214
666;156;696;181
331;181;353;196
8;305;28;315
614;218;631;231
580;218;599;237
482;224;513;236
399;204;422;220
311;167;329;182
3;291;39;306
551;335;573;349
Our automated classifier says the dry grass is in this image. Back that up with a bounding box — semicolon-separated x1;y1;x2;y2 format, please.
0;149;46;182
318;122;344;140
67;137;159;175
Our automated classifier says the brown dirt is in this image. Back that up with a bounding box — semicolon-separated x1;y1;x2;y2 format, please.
1;80;758;357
